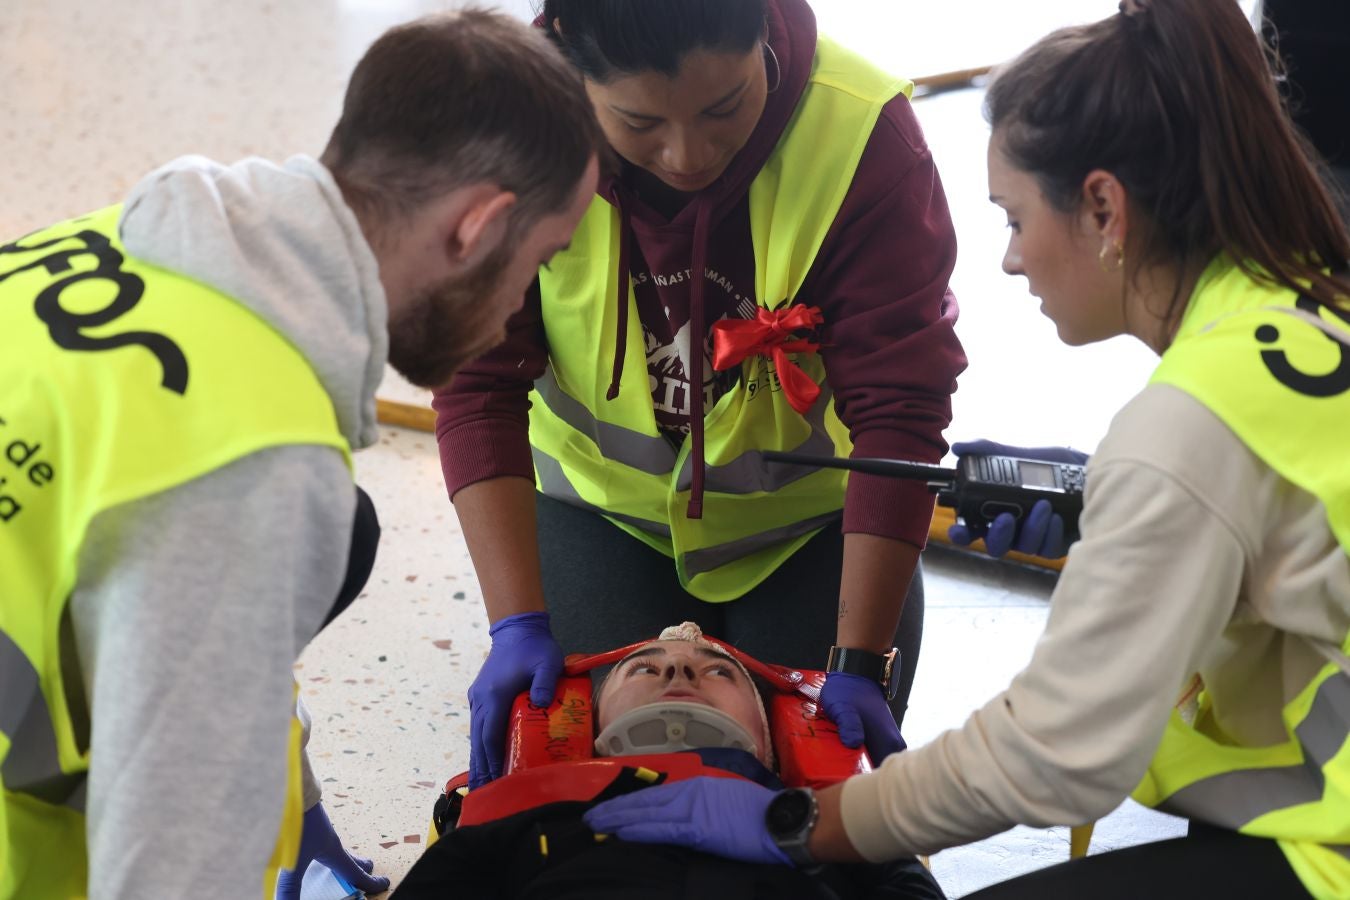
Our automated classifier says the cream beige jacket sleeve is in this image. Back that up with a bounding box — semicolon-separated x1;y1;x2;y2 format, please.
839;383;1350;860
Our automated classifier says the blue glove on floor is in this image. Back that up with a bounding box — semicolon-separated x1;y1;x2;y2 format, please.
468;611;563;788
819;671;906;763
275;802;390;899
947;440;1088;559
583;776;789;866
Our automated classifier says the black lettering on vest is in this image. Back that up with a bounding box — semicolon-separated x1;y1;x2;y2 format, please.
6;438;41;467
1256;296;1350;399
0;418;57;505
0;476;20;522
1;228;189;395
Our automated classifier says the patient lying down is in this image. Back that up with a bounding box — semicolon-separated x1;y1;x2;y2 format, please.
392;623;943;899
593;621;775;767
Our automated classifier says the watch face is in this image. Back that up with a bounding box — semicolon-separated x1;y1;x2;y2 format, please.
767;789;812;836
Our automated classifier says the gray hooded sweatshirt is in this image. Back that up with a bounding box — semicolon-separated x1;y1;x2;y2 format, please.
67;155;386;898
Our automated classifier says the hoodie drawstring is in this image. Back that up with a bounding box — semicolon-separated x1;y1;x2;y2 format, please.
685;204;713;519
603;187;713;520
606;192;633;402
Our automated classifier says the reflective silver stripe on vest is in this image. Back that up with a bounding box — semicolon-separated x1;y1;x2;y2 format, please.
536;365;839;495
676;389;838;495
0;630;87;811
683;511;842;579
535;366;676;476
537;439;842;578
1157;669;1350;831
533;448;671;537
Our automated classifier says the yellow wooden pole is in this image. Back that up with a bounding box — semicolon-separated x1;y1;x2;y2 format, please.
911;64;994;94
376;397;437;434
1070;823;1095;859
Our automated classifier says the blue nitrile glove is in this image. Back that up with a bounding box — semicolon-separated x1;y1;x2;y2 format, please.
819;671;906;763
468;611;564;788
275;801;390;899
946;440;1089;559
583;776;789;866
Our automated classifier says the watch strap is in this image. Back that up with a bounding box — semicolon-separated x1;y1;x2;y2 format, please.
827;646;900;701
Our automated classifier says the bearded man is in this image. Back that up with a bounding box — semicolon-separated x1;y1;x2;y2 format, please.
0;9;600;898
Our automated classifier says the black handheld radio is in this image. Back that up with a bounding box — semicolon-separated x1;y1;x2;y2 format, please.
763;450;1085;544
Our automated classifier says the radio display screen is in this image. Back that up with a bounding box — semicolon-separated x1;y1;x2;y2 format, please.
1018;461;1057;488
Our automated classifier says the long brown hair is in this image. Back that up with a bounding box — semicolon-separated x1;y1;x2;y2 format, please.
985;0;1350;328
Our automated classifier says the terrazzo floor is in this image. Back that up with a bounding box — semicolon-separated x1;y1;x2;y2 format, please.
2;0;1269;894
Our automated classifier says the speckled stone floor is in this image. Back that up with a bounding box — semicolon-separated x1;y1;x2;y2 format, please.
4;0;1256;893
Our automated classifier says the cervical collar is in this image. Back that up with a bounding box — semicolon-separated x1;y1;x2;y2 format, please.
595;702;759;759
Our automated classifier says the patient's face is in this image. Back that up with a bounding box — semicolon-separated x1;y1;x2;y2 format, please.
596;641;762;739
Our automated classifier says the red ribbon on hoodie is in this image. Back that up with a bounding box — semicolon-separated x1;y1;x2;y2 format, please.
711;305;825;415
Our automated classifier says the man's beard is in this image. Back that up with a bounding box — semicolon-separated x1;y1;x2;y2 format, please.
387;239;516;389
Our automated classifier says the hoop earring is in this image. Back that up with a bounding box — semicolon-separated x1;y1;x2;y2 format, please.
762;41;781;94
1098;240;1125;273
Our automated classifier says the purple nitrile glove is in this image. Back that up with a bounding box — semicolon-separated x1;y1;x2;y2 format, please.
275;801;390;899
819;671;906;764
583;777;790;866
468;611;563;788
946;440;1089;559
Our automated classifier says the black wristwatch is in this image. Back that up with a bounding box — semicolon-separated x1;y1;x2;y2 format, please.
826;646;900;701
765;787;820;869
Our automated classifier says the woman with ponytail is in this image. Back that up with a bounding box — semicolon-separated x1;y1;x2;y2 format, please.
583;3;1350;896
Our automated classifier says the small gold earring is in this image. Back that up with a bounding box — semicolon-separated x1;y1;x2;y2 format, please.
1099;241;1125;273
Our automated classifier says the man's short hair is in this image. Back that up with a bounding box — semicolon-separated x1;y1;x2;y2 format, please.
322;8;602;225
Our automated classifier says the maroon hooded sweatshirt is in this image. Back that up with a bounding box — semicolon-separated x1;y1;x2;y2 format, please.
432;0;966;550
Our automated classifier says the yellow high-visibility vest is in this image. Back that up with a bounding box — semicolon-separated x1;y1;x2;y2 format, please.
0;207;351;898
1135;258;1350;899
530;36;912;601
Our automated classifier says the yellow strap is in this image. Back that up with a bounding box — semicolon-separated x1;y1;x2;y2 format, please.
260;690;305;898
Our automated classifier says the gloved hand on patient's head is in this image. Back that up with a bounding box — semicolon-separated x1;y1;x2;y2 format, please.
468;611;564;788
274;801;390;899
946;439;1088;559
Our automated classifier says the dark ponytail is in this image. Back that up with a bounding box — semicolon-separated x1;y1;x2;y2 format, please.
986;0;1350;319
540;0;766;82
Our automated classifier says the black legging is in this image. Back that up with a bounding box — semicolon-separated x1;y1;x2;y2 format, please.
535;493;924;728
965;823;1311;899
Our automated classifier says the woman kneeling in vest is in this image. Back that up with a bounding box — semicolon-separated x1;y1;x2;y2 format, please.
580;2;1350;897
436;0;967;795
